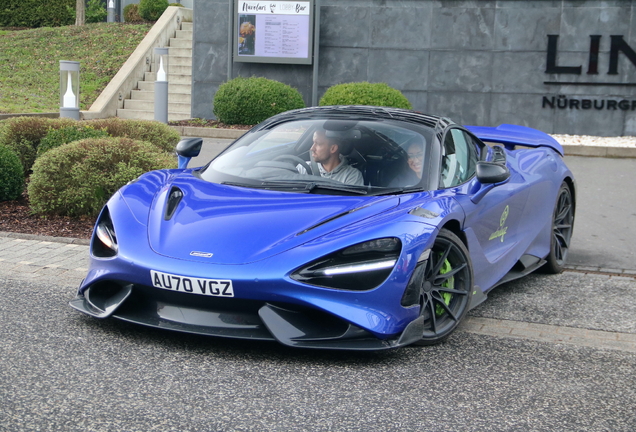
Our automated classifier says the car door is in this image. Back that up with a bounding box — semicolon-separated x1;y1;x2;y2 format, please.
440;128;530;291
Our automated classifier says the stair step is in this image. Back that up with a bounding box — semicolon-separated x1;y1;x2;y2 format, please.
130;90;191;104
137;81;191;93
169;38;192;48
175;30;193;39
115;19;194;121
117;109;192;122
169;47;192;57
145;72;191;85
123;99;191;113
170;56;192;66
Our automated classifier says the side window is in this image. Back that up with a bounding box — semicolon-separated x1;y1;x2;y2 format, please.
441;129;477;188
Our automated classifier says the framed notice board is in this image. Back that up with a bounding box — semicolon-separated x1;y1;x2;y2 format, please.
233;0;315;65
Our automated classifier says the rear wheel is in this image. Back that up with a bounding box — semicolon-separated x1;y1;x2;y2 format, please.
543;182;574;274
414;229;473;345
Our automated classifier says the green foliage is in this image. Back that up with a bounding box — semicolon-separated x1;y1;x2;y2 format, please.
213;77;306;125
0;0;74;28
169;3;184;7
86;0;108;24
319;82;412;110
138;0;169;21
0;24;152;114
38;125;110;156
0;117;178;174
0;144;24;202
28;137;176;217
85;118;181;152
123;4;144;23
0;117;77;175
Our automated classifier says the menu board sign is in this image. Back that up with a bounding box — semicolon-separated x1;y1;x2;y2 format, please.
234;1;314;64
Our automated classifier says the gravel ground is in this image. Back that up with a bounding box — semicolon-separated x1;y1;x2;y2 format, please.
551;134;636;147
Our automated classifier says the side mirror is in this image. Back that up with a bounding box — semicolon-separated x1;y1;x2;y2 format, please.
175;138;203;169
476;161;510;184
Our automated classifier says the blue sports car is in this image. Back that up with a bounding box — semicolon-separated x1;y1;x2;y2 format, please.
70;106;575;350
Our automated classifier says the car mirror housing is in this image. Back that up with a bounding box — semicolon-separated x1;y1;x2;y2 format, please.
476;161;510;184
176;138;203;169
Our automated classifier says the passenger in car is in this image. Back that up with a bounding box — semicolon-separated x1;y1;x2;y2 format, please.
389;140;424;187
298;129;364;186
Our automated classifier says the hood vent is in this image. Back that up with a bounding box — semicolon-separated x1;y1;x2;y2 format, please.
296;205;369;236
164;187;184;221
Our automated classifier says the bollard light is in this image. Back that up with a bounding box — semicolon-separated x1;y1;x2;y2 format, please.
154;47;169;123
107;0;115;23
60;61;80;120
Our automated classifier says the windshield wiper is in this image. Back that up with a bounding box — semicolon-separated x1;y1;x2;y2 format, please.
303;182;368;195
222;180;368;195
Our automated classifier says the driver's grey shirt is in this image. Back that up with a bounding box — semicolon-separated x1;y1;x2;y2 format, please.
298;155;364;186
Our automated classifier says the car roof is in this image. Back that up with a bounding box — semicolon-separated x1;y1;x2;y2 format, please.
255;105;455;134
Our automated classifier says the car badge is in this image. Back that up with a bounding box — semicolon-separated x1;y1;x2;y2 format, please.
190;251;213;258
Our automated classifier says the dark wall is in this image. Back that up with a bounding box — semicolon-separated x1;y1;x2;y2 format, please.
192;0;636;136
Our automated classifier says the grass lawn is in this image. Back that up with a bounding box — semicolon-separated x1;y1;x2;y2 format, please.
0;23;152;114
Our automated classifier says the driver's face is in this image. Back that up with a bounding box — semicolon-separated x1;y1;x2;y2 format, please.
311;131;336;164
407;143;424;178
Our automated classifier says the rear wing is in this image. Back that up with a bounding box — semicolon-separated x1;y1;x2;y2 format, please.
465;124;563;156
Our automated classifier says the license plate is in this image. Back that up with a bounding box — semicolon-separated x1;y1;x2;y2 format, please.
150;270;234;297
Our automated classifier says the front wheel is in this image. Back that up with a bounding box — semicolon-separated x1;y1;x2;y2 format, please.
414;229;474;346
542;182;575;274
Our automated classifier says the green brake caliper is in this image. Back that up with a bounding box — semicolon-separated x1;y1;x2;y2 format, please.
436;258;453;316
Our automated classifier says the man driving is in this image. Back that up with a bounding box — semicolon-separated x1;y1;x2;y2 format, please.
298;129;364;186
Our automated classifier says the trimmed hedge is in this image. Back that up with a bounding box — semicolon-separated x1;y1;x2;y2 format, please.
319;82;412;110
38;125;110;157
0;0;74;28
213;77;306;125
28;137;176;217
138;0;169;21
85;118;180;153
123;4;144;23
0;117;77;175
0;117;180;175
0;144;24;202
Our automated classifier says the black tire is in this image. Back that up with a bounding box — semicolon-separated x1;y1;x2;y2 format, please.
414;228;473;345
542;182;575;274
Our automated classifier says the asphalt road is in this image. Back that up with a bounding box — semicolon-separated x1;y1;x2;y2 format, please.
0;141;634;431
1;270;634;431
564;155;636;271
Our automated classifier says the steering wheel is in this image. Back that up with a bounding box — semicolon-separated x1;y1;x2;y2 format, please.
273;155;313;175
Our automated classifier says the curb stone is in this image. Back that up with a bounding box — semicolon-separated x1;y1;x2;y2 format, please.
0;231;90;245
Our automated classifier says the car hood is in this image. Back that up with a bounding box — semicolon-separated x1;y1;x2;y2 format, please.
146;175;400;265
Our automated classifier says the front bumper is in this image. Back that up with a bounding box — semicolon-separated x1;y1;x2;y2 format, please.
70;281;425;350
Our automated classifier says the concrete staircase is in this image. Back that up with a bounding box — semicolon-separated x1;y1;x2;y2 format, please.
117;21;193;121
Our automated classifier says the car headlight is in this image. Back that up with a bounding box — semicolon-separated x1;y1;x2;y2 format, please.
92;208;118;258
291;238;401;291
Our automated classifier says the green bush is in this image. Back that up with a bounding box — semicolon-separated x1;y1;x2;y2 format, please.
138;0;169;21
319;82;412;110
169;3;184;7
85;118;180;153
86;0;108;23
123;4;144;23
0;144;24;202
213;77;306;125
0;117;77;175
38;125;110;156
0;0;74;28
28;137;176;217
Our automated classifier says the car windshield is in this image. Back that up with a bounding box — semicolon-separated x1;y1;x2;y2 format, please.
198;118;435;195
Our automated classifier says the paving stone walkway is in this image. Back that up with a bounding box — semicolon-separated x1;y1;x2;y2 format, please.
1;233;634;354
